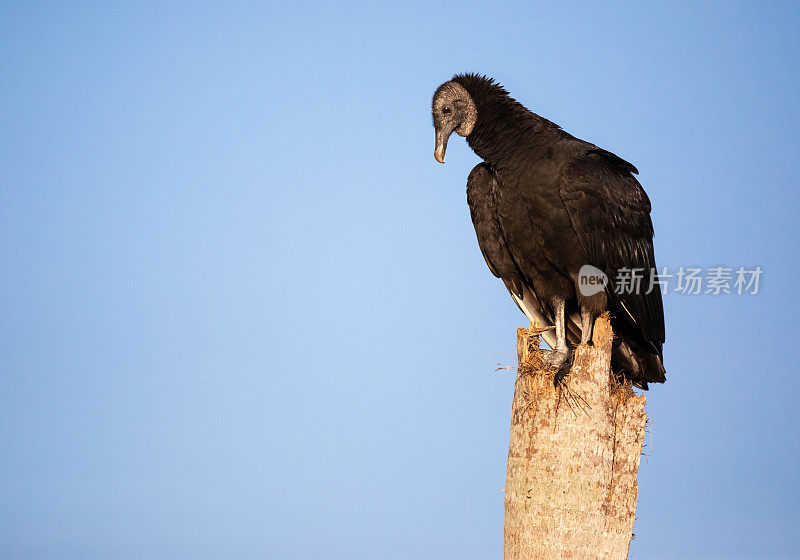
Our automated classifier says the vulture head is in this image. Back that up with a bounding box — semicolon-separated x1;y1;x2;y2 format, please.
431;81;477;163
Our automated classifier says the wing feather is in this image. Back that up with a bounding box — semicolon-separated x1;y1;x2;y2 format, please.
559;150;665;355
466;163;524;298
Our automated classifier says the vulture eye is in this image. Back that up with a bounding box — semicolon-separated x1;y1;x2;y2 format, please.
442;106;452;115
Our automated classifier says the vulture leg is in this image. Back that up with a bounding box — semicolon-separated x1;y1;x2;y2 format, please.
580;306;595;346
542;299;571;382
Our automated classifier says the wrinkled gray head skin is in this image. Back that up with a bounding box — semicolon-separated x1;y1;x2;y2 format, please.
432;81;477;163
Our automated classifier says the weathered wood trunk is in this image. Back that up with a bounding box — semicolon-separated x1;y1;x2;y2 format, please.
503;315;647;560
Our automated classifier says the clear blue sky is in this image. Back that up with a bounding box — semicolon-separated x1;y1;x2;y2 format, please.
1;2;798;559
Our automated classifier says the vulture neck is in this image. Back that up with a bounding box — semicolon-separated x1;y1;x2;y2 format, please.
466;93;562;168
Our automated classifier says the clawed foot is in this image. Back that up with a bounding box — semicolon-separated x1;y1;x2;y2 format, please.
541;348;572;385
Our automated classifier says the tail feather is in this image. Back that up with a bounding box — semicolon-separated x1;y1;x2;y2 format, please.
613;339;666;390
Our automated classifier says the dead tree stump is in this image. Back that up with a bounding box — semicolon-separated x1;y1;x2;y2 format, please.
503;315;647;560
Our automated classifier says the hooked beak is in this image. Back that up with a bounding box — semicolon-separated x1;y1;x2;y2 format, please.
434;145;445;164
434;123;455;164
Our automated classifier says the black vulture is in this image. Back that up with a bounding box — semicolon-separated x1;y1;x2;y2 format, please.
432;74;665;388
